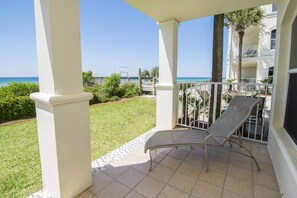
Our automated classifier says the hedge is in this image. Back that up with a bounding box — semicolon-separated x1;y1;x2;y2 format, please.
0;96;36;121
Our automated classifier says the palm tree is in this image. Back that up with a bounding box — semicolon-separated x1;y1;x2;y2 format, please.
150;66;159;78
141;69;150;77
225;7;264;83
210;14;224;122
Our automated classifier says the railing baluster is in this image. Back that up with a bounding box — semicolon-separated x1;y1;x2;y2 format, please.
176;81;272;143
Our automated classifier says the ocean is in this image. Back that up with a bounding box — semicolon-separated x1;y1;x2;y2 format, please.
0;76;211;87
0;77;39;87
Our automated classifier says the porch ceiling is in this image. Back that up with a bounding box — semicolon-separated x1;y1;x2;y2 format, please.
124;0;276;22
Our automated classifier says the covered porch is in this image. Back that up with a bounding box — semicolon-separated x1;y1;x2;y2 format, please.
78;129;279;198
30;0;297;198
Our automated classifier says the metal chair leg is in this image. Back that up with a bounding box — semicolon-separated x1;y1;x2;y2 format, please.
204;144;209;172
149;150;153;171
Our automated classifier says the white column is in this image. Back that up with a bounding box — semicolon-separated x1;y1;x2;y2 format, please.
156;19;179;129
31;1;93;197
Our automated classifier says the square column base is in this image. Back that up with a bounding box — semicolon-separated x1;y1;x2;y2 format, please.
156;84;178;130
31;93;93;198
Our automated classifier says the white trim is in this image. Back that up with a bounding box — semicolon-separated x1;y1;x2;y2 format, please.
289;68;297;73
155;83;177;90
30;92;93;106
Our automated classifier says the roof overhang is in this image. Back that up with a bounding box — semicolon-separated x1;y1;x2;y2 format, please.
124;0;277;22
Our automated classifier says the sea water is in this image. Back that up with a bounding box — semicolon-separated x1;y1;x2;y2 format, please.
0;76;212;87
0;77;39;87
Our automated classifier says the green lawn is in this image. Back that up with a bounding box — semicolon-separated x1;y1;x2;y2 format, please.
0;97;156;197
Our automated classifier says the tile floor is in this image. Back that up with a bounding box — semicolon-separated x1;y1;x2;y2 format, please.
77;139;281;198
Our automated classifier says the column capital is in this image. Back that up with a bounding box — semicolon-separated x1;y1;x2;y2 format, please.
155;83;177;90
30;92;93;106
158;19;180;27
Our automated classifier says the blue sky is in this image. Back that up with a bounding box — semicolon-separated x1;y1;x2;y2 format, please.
0;0;229;77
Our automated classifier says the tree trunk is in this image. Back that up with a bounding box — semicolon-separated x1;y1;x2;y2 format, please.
237;31;244;83
210;14;224;122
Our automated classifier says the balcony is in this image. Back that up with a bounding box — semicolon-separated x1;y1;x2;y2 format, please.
232;45;258;65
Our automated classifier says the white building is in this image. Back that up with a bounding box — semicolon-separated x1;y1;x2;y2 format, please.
226;4;278;83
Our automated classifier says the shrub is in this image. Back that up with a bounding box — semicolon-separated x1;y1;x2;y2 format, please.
108;96;120;102
0;96;36;121
83;85;104;105
0;83;38;121
99;96;109;103
82;71;95;86
103;73;121;97
119;82;139;98
0;82;39;98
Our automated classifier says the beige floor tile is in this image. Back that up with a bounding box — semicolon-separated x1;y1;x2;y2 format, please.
199;169;225;188
160;147;173;155
125;190;145;198
149;164;175;183
134;176;165;198
185;152;205;166
158;148;173;155
191;148;206;157
208;159;229;174
131;147;150;159
227;164;253;182
152;152;167;163
160;155;183;170
102;164;130;179
191;179;222;198
116;154;145;166
251;144;270;156
250;142;267;150
117;168;145;188
230;153;252;170
254;153;273;165
253;171;279;191
168;172;196;193
133;160;156;174
157;185;189;198
224;176;253;198
75;190;94;198
254;185;281;198
178;160;202;178
253;162;276;177
97;180;130;198
88;173;113;194
222;190;244;198
169;148;191;160
209;149;231;163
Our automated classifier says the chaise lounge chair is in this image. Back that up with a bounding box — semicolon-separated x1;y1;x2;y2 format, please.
145;96;261;172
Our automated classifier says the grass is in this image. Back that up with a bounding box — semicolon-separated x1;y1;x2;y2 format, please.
0;97;156;197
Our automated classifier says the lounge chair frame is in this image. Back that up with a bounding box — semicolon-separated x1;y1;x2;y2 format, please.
145;96;261;172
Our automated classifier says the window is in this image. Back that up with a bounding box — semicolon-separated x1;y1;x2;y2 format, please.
268;67;274;82
272;4;277;12
284;16;297;145
271;29;276;49
284;73;297;144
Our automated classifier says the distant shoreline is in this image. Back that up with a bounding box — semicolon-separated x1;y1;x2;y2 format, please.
0;76;222;87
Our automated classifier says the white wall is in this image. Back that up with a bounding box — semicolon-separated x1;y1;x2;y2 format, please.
242;66;257;78
268;0;297;197
226;4;277;82
257;4;277;81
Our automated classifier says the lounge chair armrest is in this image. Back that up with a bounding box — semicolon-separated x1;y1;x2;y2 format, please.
204;134;228;145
